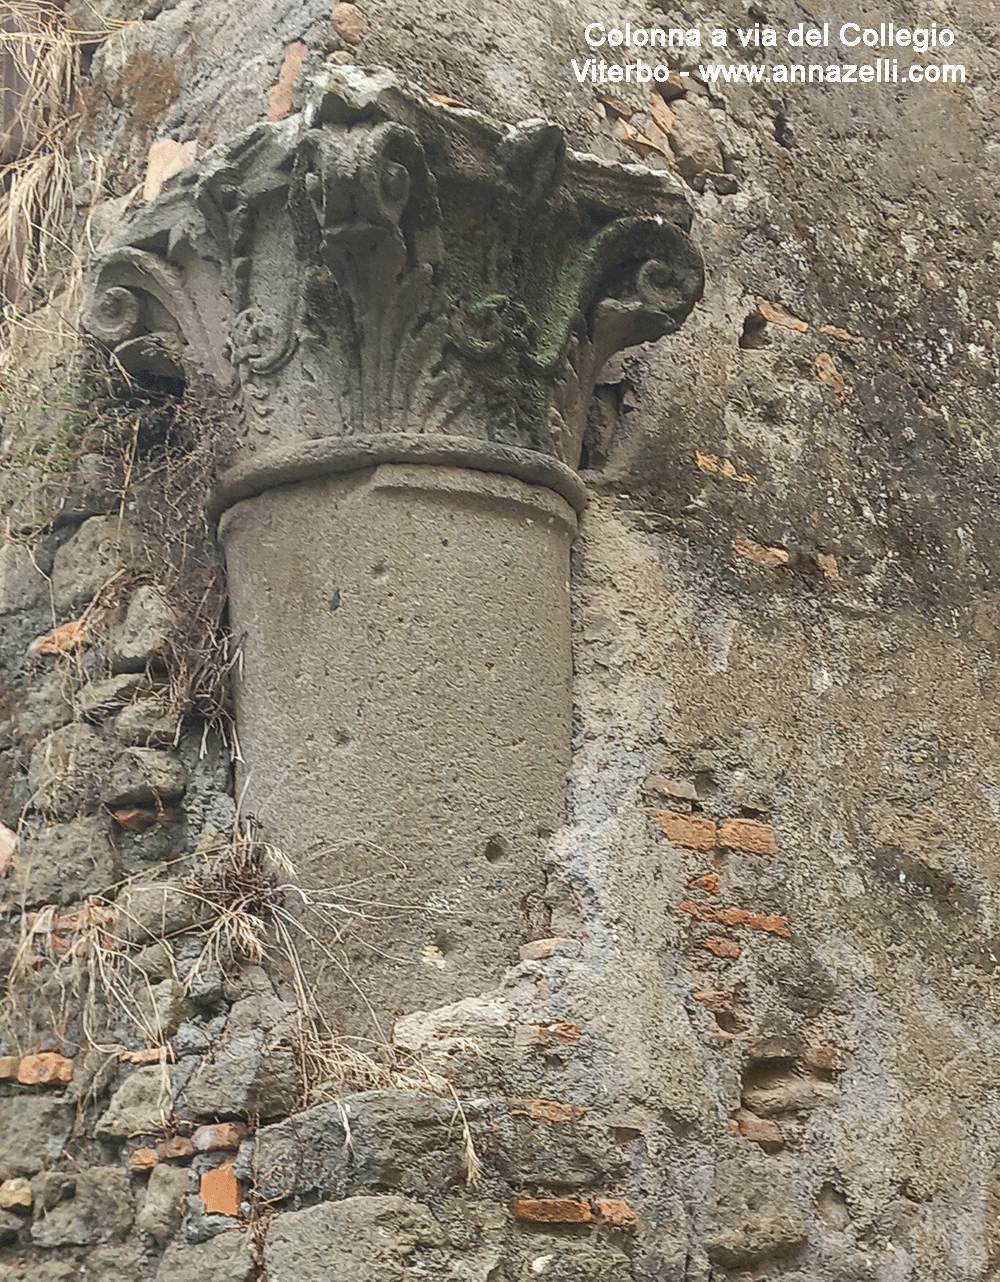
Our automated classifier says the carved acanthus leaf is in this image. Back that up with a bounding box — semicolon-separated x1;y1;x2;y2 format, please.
82;67;704;507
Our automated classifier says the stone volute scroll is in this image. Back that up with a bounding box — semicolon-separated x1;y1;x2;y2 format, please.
82;67;704;1034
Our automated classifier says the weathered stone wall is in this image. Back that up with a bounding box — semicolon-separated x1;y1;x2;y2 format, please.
2;0;1000;1278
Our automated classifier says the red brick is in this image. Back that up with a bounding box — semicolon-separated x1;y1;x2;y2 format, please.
703;936;740;960
113;808;160;833
513;1197;591;1224
193;1122;249;1152
267;39;307;122
746;912;791;939
717;819;778;857
512;1099;575;1123
594;1197;636;1226
737;1116;785;1150
129;1148;158;1173
714;906;750;928
200;1161;240;1217
652;810;716;851
692;989;734;1013
157;1136;196;1161
0;1057;18;1080
17;1053;73;1086
694;873;721;895
330;2;368;43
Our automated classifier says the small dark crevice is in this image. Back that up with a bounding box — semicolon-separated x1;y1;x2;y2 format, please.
774;112;797;148
738;312;769;350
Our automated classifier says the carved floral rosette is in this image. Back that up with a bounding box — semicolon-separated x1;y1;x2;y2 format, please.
83;67;704;518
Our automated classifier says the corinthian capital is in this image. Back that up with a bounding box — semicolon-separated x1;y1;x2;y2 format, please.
83;67;704;514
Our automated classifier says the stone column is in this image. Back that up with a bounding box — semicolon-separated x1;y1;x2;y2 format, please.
83;68;704;1035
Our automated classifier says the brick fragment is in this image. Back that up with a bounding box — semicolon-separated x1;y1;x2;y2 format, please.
692;989;734;1013
746;912;791;939
0;822;15;876
691;899;788;933
0;1177;32;1211
737;1116;785;1150
512;1099;575;1124
0;1056;18;1080
514;1022;581;1049
645;775;697;802
129;1147;158;1173
803;1046;849;1073
142;139;198;203
717;819;778;857
113;807;160;833
694;873;720;895
29;618;90;656
652;809;716;851
199;1160;240;1217
817;552;840;580
548;1022;580;1044
57;905;116;934
594;1197;636;1226
157;1136;196;1161
330;1;368;43
703;936;740;960
193;1121;249;1152
519;937;576;961
733;535;789;567
121;1047;174;1065
17;1052;73;1086
513;1197;591;1224
267;39;307;122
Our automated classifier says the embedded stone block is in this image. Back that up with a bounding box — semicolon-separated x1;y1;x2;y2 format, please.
0;1097;73;1178
30;1166;134;1247
7;816;118;909
103;747;185;807
96;1065;173;1139
154;1231;256;1282
107;585;175;673
27;725;109;818
0;542;47;613
51;516;144;613
183;1033;297;1121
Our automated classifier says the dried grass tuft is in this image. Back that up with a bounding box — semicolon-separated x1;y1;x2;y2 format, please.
0;2;118;374
3;821;432;1100
2;820;483;1183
